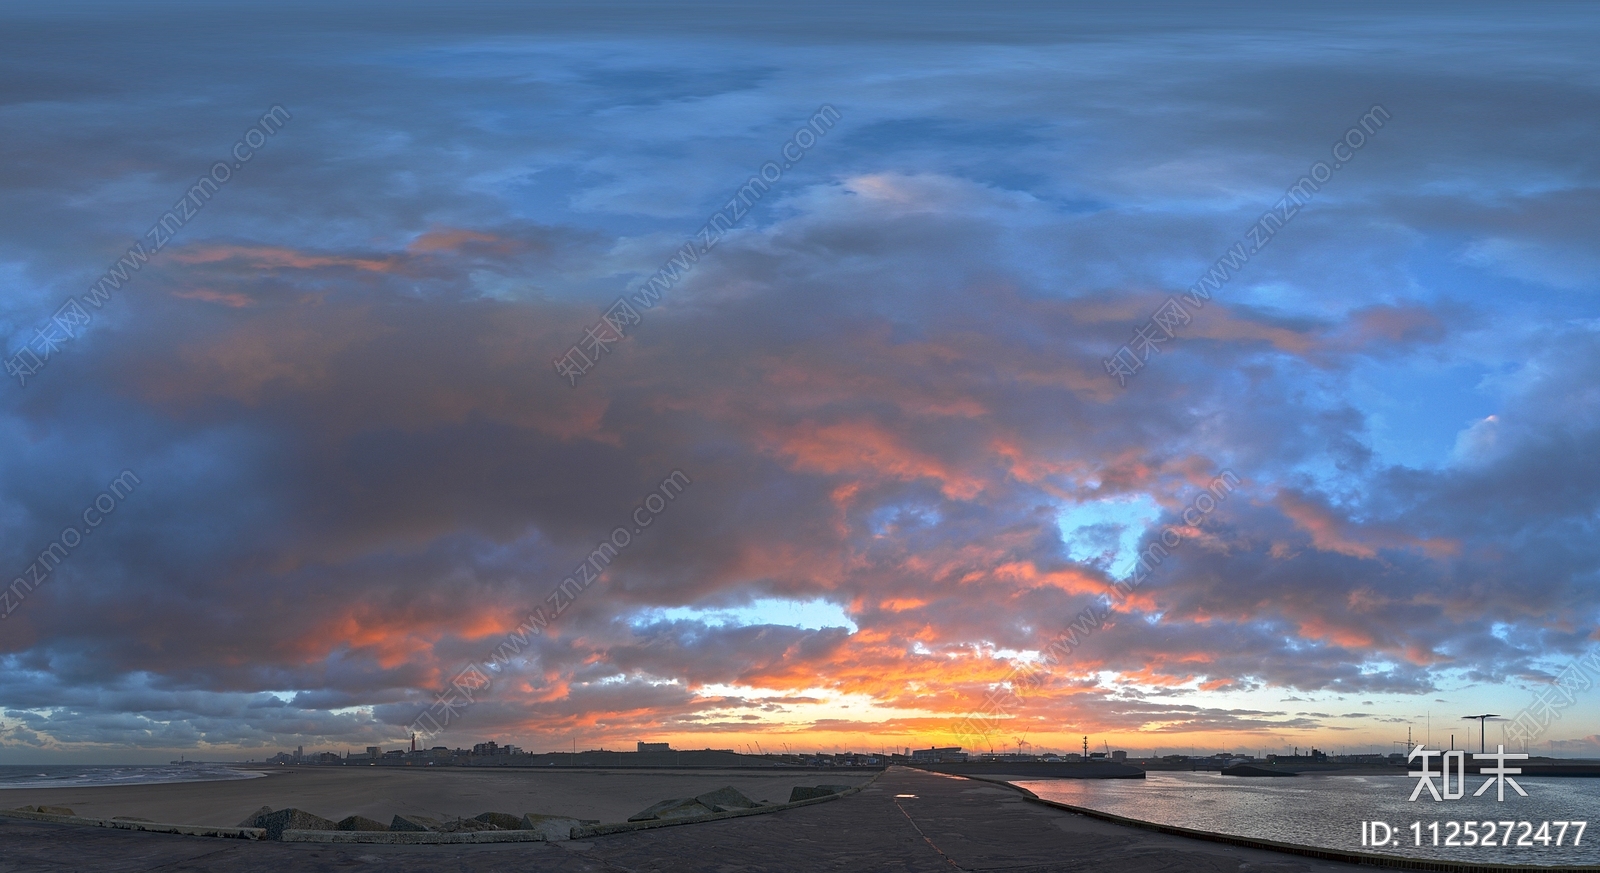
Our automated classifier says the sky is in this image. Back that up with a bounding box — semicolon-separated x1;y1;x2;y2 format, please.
2;1;1599;763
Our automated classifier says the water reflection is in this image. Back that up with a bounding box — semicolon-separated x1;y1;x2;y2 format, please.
1017;772;1600;865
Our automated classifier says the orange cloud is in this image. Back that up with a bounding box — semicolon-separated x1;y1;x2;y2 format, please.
1335;304;1447;347
1278;491;1459;560
407;227;529;255
767;419;985;500
171;243;397;273
170;287;256;307
1294;616;1373;649
991;561;1108;597
1184;310;1315;355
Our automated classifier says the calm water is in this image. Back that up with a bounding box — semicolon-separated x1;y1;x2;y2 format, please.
0;764;264;790
1018;772;1600;867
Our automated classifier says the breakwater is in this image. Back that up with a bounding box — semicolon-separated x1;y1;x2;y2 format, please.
913;761;1145;779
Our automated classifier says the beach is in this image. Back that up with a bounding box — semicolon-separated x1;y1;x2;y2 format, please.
0;766;868;827
0;767;1396;872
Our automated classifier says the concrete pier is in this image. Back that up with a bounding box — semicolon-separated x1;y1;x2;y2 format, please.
916;760;1147;778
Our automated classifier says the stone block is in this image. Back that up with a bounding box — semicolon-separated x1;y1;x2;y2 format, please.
520;812;582;840
474;811;523;830
694;786;759;812
390;813;443;832
628;798;715;822
788;786;837;802
257;808;337;840
9;805;77;816
237;806;274;827
441;817;497;832
336;815;390;831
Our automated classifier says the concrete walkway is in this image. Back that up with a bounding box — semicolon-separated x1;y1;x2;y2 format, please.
0;767;1365;872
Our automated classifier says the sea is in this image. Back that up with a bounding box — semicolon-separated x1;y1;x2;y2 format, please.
0;764;264;790
1018;771;1600;866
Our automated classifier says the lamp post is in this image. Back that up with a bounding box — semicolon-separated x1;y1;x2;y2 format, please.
1462;714;1501;754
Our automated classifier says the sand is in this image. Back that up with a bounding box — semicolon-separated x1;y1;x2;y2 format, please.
0;766;868;828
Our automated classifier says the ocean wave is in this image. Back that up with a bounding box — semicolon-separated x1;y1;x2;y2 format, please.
0;764;265;790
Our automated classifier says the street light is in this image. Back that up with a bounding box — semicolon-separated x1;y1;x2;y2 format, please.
1461;714;1501;754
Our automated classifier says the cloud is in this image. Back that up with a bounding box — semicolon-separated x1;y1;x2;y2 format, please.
2;1;1598;758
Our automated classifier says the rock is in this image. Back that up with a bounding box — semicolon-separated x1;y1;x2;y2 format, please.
627;798;715;822
112;816;154;822
440;817;497;832
694;786;759;812
788;786;837;802
256;808;337;840
520;813;582;841
335;815;389;832
237;806;274;827
15;805;76;816
474;811;523;830
389;813;443;832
